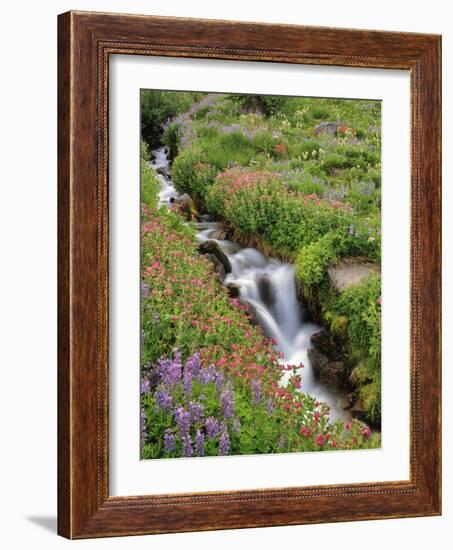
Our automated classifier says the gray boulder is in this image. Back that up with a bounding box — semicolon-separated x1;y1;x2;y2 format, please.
327;258;380;292
311;329;343;360
204;253;226;282
210;229;229;241
314;121;341;136
308;348;345;388
176;193;199;219
156;166;171;179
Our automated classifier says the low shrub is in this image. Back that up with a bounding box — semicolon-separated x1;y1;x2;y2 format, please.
140;150;160;210
141;90;202;149
227;94;289;116
172;148;217;202
311;106;331;120
321;276;382;423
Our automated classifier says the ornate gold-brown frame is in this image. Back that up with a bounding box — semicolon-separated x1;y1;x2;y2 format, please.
58;11;441;538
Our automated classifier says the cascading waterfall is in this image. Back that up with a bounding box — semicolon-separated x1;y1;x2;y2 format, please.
150;146;347;421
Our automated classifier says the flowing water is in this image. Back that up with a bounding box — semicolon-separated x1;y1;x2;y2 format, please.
150;146;347;421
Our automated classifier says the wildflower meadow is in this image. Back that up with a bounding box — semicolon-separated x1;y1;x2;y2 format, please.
140;91;382;459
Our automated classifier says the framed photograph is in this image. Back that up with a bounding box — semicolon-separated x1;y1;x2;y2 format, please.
58;11;441;538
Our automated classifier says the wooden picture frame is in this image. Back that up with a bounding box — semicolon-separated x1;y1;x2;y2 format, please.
57;10;442;539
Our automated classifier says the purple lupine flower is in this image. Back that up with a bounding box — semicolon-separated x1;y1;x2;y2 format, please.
157;352;182;386
164;429;176;453
185;353;201;378
220;123;242;134
278;434;286;449
140;408;147;446
183;369;193;396
155;390;173;410
219;430;230;455
141;281;149;297
215;370;225;391
182;434;193;457
140;378;151;395
174;406;191;436
251;379;262;405
232;417;241;434
195;429;205;457
267;398;275;415
205;416;219;439
220;384;235;419
156;357;171;382
199;364;217;385
152;311;160;325
188;401;204;424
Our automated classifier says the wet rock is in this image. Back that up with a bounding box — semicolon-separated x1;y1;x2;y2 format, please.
197;222;217;231
226;283;241;298
311;330;343;361
176;193;192;207
211;229;228;240
156;166;171;179
327;258;380;292
257;274;276;307
198;239;232;274
176;193;199;220
295;278;324;325
349;396;367;417
308;348;345;388
339;395;353;410
309;329;348;389
340;393;368;422
347;394;368;422
314;121;341;137
204;253;226;282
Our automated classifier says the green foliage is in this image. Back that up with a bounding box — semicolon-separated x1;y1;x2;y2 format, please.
161;122;180;159
336;276;381;363
140;139;149;161
296;232;342;286
203;131;257;169
141;90;201;148
140;148;160;210
322;276;382;423
172;147;217;202
289;139;321;159
227;94;289;116
311;105;331;120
